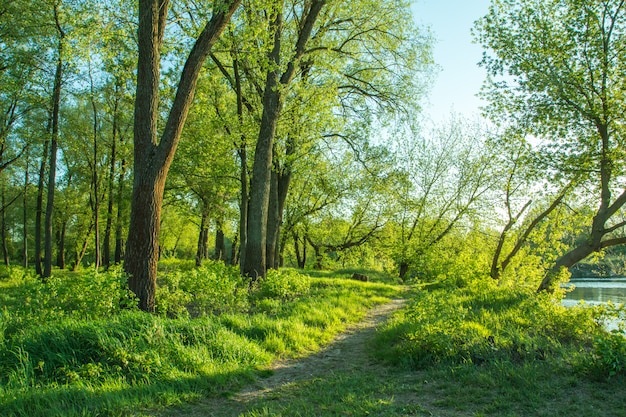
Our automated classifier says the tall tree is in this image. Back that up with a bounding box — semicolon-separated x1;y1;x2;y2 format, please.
43;0;66;279
475;0;626;291
125;0;240;311
243;0;327;280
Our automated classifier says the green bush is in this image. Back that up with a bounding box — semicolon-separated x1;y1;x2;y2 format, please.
254;269;311;300
374;278;603;369
156;261;250;318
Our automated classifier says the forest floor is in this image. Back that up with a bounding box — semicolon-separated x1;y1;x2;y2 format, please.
151;293;626;417
153;297;448;417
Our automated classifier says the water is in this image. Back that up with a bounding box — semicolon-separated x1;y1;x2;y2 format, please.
562;278;626;307
562;278;626;332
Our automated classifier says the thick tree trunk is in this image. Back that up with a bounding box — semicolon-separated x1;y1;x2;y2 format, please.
125;166;164;310
243;1;325;279
125;0;240;311
244;9;283;281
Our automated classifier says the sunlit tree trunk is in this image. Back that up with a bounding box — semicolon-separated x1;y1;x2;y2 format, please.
125;0;240;311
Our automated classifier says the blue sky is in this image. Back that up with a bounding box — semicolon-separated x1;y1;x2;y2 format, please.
411;0;492;123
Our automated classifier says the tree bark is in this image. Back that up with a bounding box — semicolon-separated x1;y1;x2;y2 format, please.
43;11;64;279
195;207;210;267
243;0;326;279
538;123;626;291
243;7;283;281
35;135;49;276
114;156;126;264
22;153;28;268
215;218;225;261
125;0;240;311
103;109;117;269
2;185;9;266
55;223;65;269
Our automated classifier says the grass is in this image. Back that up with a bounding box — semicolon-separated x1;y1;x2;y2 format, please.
2;263;626;416
172;278;626;417
0;263;402;417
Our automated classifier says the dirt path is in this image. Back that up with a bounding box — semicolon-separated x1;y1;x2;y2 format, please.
160;298;408;417
235;298;407;403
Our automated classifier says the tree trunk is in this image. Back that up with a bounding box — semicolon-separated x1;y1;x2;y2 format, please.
103;92;119;269
399;262;409;281
34;136;49;275
243;8;283;281
2;185;9;266
114;157;126;264
215;217;225;261
125;0;240;311
90;76;100;270
266;169;279;269
22;154;28;268
55;223;65;269
243;0;325;279
195;208;209;267
72;221;93;271
43;22;64;279
294;231;306;269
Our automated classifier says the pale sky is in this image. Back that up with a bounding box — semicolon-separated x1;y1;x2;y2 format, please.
412;0;492;123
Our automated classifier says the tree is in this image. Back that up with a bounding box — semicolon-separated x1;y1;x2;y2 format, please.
242;0;327;280
390;117;495;281
125;0;240;311
475;0;626;291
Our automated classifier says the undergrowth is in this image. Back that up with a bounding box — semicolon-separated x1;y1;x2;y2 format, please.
0;263;401;416
374;278;626;379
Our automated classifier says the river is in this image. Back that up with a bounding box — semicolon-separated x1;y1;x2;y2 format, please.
562;278;626;332
562;277;626;307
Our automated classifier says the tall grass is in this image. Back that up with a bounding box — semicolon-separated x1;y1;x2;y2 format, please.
374;278;626;378
0;263;401;416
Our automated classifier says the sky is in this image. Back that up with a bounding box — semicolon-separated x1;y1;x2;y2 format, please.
411;0;492;123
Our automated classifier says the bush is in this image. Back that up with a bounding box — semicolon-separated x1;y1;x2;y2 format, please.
374;278;603;369
254;269;311;300
156;261;249;318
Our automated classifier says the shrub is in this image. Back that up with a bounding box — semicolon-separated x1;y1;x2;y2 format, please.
156;261;249;318
374;278;603;369
254;269;311;300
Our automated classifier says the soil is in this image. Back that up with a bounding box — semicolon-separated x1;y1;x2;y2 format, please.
157;298;409;417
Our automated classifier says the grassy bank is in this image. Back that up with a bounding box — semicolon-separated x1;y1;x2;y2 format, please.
201;279;626;417
0;263;401;417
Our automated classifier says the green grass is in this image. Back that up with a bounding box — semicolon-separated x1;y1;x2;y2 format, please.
0;263;402;417
3;263;626;416
180;278;626;417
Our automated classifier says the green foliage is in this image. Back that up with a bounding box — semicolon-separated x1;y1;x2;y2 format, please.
156;261;250;318
0;266;137;329
254;269;311;300
374;278;602;369
0;266;399;416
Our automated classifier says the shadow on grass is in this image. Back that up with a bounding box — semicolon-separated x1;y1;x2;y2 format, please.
0;369;258;417
198;360;626;417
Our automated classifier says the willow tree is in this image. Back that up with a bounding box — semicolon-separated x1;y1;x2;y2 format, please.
475;0;626;291
125;0;240;311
